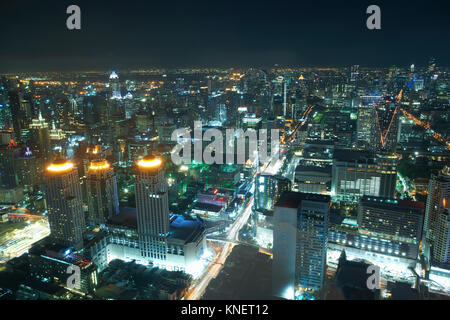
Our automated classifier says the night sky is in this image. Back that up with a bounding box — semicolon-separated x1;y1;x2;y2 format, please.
0;0;449;72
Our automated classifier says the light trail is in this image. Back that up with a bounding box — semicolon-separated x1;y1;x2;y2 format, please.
400;108;450;150
185;198;254;300
281;105;314;144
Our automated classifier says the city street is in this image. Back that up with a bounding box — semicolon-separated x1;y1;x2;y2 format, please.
185;197;254;300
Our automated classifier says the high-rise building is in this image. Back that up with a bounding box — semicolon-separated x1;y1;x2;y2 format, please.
135;155;170;265
44;158;85;250
8;90;26;143
332;150;397;201
0;78;12;129
0;139;20;188
28;112;51;165
17;146;39;191
109;71;121;100
358;195;424;244
86;159;119;226
254;174;292;249
434;208;450;264
424;166;450;243
272;191;330;299
255;174;291;213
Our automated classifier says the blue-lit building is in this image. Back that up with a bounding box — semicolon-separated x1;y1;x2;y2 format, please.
272;191;330;299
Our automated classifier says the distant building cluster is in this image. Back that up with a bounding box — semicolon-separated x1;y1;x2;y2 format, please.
0;63;449;300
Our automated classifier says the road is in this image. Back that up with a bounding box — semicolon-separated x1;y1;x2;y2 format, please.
400;107;450;150
185;197;254;300
281;105;314;144
283;156;299;184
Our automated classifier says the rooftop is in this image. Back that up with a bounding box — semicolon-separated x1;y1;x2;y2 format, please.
275;191;330;209
168;214;205;243
360;195;425;211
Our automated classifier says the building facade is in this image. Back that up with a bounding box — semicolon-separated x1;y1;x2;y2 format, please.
86;158;119;226
44;159;85;250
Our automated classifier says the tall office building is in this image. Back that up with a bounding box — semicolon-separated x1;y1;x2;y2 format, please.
0;140;20;188
358;196;424;244
8;90;26;143
434;208;450;264
17;146;39;191
332;150;397;201
424;166;450;242
44;158;85;250
86;159;119;226
109;71;121;100
272;191;330;299
0;78;12;129
254;174;291;249
135;155;170;265
255;173;291;213
28;113;51;165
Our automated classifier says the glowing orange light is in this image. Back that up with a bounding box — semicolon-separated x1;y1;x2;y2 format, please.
47;161;73;173
89;160;110;170
444;198;447;208
137;157;162;168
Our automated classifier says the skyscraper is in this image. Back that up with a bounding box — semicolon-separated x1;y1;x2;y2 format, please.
357;196;424;244
331;150;397;201
86;159;119;226
272;191;330;299
44;158;85;250
296;193;330;293
255;173;291;213
17;146;39;192
135;155;170;266
28;112;51;166
8;92;21;141
0;139;20;189
434;208;450;265
424;166;450;243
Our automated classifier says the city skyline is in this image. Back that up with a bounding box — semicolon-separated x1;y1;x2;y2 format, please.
1;0;450;72
0;1;449;304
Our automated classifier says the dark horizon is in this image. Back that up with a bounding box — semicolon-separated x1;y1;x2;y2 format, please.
0;0;449;73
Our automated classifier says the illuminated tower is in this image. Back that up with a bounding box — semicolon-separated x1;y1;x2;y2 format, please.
86;159;119;226
109;71;121;100
0;139;20;188
44;158;85;250
273;192;330;299
28;112;51;165
135;155;169;265
425;166;450;243
255;174;291;213
434;208;450;264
